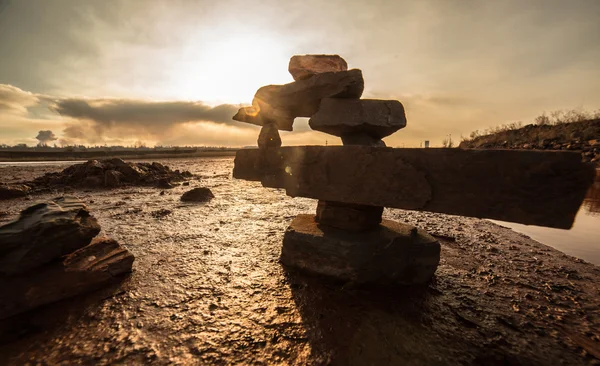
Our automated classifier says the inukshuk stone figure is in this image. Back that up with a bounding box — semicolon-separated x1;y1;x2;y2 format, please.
231;54;595;286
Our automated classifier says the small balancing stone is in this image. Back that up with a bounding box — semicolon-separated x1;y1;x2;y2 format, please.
257;123;282;149
288;54;348;81
281;214;441;285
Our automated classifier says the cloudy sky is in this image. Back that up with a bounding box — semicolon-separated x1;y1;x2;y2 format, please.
1;0;599;147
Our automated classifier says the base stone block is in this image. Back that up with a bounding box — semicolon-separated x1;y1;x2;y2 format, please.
281;214;440;285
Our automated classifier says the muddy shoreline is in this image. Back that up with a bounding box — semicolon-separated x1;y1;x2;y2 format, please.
1;157;599;365
0;150;237;162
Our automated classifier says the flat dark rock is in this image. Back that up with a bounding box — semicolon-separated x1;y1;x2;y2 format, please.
233;69;364;131
233;147;596;228
309;98;407;139
0;197;101;275
181;187;215;202
282;214;440;285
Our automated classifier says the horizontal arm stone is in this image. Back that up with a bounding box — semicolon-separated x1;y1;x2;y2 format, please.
233;146;596;229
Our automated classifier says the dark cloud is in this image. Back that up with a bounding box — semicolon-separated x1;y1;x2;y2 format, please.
51;98;247;139
0;83;256;145
35;130;58;146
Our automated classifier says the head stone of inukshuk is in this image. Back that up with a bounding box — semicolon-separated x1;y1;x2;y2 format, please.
232;55;440;286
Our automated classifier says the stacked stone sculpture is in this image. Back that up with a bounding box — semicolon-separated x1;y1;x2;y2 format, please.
232;54;596;286
232;55;438;285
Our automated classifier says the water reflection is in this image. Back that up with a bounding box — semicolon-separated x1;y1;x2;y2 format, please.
494;169;600;265
582;171;600;215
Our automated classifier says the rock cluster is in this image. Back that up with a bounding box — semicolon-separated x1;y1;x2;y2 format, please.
0;158;194;199
458;119;600;166
0;197;134;319
232;55;438;285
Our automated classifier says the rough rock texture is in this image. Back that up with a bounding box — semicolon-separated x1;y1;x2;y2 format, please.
315;200;383;232
0;197;101;275
104;170;123;188
18;158;193;193
288;54;348;80
309;98;407;139
282;214;440;285
233;147;595;228
156;178;175;189
232;69;364;131
0;184;30;199
0;237;134;320
257;123;282;149
181;187;215;202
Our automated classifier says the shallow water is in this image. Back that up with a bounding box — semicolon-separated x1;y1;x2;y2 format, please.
0;161;81;166
492;169;600;265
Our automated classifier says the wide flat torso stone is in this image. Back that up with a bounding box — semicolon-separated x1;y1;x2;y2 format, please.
288;54;348;81
232;69;364;131
309;98;407;139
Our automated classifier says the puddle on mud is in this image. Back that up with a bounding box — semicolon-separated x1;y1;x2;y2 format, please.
493;169;600;265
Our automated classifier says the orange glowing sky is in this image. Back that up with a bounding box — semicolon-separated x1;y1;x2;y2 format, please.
1;0;599;147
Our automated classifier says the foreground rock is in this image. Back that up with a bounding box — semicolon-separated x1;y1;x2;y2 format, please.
0;197;133;320
22;158;193;192
282;214;440;285
0;237;134;320
181;187;215;202
288;54;348;80
309;98;407;140
233;69;364;131
0;197;101;275
233;146;595;228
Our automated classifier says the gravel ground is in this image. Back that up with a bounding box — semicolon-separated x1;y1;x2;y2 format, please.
0;157;599;365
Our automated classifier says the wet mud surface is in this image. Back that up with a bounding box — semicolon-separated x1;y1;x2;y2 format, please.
1;157;600;365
